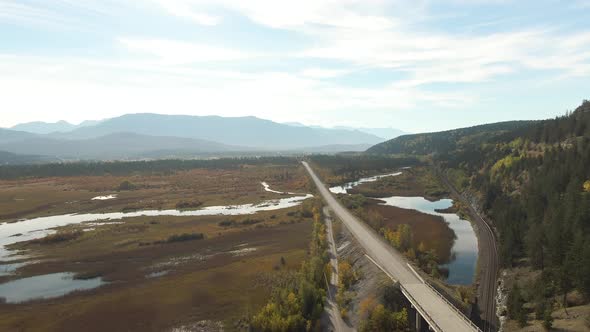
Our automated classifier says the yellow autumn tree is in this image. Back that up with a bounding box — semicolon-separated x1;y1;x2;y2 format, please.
339;261;357;288
418;241;427;254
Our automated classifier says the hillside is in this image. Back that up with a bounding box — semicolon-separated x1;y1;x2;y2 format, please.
53;113;383;149
367;120;535;155
0;128;37;144
368;100;590;327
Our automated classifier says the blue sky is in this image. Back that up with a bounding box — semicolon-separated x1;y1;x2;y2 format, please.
1;0;589;132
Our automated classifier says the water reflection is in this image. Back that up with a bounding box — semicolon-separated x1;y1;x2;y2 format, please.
330;173;478;285
329;172;402;194
378;196;478;285
0;272;104;303
0;183;312;261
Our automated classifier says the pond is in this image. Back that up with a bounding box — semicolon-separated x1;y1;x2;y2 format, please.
378;196;478;285
330;173;478;285
91;194;117;200
0;272;105;303
329;172;402;194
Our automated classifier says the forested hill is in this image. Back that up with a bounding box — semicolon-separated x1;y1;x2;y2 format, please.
370;100;590;319
366;120;534;155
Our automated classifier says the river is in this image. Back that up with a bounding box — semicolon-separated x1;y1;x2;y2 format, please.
329;173;478;285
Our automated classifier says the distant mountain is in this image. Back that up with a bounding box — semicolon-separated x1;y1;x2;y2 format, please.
10;119;103;134
11;120;76;134
334;126;408;140
55;113;384;149
0;132;243;160
0;128;37;144
283;122;407;140
367;121;535;155
288;143;373;153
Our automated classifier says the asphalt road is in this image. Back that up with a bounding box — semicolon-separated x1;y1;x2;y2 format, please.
303;162;478;332
437;170;499;332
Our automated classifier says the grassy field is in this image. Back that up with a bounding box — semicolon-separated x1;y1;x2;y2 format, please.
348;166;449;201
0;219;311;331
368;204;455;263
0;163;318;331
0;164;309;221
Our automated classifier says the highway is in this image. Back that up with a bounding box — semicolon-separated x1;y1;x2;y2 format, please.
303;162;479;332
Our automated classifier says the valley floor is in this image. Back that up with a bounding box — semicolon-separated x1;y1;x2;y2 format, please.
0;163;316;331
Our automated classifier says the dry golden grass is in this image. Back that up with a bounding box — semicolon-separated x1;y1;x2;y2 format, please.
0;164;310;221
0;163;317;331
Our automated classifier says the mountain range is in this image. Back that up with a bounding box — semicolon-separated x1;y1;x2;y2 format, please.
1;113;399;162
283;122;408;140
10;120;102;134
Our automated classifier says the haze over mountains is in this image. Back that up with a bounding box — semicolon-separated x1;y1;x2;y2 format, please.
1;113;404;162
283;122;407;140
10;120;102;135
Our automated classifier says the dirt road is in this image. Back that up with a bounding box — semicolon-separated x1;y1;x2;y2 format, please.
322;207;355;332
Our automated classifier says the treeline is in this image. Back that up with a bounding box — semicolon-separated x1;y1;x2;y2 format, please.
251;199;329;331
0;156;299;179
367;121;534;155
309;155;421;185
476;135;590;317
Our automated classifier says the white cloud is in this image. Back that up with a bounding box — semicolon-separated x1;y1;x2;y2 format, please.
150;0;590;87
152;0;397;31
152;0;220;25
0;54;472;128
0;1;77;28
300;68;350;79
119;38;252;64
2;1;590;130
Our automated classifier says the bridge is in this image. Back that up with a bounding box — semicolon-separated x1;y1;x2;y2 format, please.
303;162;480;332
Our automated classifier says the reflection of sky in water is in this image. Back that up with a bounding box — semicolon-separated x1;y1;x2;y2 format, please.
0;272;104;303
378;196;478;285
0;183;311;270
329;172;402;194
330;173;478;285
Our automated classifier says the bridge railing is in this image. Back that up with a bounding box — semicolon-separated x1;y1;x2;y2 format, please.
406;262;482;331
400;284;443;332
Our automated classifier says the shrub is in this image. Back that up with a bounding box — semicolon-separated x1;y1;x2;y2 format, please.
175;200;202;209
542;306;553;330
218;220;235;227
118;180;136;191
166;233;205;243
32;230;83;244
241;218;262;225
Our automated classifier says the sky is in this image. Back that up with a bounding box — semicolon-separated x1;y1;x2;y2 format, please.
1;0;589;133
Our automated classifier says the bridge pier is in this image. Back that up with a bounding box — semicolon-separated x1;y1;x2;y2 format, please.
416;309;422;331
410;305;429;332
409;306;427;332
